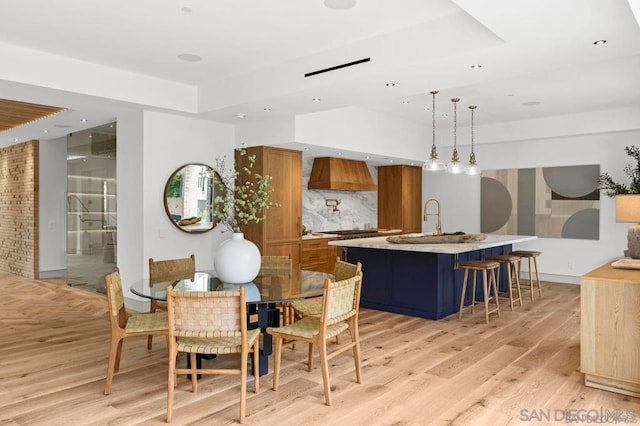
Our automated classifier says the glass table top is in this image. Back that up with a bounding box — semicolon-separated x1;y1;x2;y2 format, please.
130;269;333;303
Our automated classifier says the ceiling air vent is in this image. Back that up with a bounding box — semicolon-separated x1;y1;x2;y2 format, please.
305;57;371;78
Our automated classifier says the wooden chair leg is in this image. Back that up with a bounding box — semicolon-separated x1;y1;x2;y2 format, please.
307;342;314;372
505;263;515;311
114;339;124;373
104;337;121;395
166;346;177;422
458;268;470;320
527;258;534;301
533;256;542;297
190;353;198;393
482;269;490;324
471;270;478;314
350;319;362;384
317;338;332;406
272;336;283;391
147;335;153;350
240;349;247;424
253;339;260;393
513;261;523;307
491;269;500;318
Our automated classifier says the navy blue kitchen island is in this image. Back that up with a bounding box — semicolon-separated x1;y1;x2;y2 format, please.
330;234;536;320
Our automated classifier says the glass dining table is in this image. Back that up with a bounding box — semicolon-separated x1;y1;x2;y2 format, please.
130;269;333;376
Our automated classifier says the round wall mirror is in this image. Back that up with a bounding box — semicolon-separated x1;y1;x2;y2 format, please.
163;163;219;233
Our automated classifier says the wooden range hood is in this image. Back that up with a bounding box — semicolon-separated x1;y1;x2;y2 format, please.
308;157;377;191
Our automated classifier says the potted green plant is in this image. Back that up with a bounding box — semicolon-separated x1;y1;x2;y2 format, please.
598;145;640;197
600;145;640;259
211;148;278;283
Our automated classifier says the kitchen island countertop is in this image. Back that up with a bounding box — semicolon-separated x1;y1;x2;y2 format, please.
329;233;537;254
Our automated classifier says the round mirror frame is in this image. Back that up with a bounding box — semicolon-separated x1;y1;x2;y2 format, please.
163;163;219;234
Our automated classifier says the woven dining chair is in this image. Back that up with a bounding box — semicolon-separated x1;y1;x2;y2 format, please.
104;270;168;395
267;272;363;406
147;254;195;349
166;286;260;424
290;257;361;319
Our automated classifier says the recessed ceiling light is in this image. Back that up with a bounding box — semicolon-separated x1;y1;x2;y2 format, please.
522;101;541;107
442;113;448;117
337;152;343;156
366;156;370;160
410;162;415;166
177;53;202;62
304;147;310;151
263;107;271;112
593;39;607;45
14;138;18;142
312;98;321;102
386;83;396;87
109;124;114;128
324;0;356;10
42;129;48;133
181;7;193;13
424;107;430;111
471;64;482;69
402;100;409;104
389;159;393;163
81;118;88;123
234;113;247;119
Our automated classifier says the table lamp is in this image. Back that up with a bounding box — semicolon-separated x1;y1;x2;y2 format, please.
615;194;640;258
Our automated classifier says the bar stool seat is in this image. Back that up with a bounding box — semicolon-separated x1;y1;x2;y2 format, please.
458;260;501;323
485;254;523;311
510;250;542;301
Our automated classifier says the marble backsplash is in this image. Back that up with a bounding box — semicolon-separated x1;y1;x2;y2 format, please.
301;157;378;232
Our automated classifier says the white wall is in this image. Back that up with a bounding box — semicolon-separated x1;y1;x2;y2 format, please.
116;110;146;299
139;111;234;291
39;136;67;278
295;106;427;160
236;116;295;146
425;130;640;283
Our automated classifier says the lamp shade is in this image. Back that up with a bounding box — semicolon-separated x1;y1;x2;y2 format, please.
615;194;640;223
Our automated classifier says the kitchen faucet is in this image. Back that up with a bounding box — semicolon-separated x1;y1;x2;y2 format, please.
423;197;442;235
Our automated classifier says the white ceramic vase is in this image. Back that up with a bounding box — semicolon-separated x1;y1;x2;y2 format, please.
219;282;262;302
214;232;261;284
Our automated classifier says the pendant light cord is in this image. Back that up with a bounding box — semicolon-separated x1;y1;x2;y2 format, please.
451;98;460;161
469;105;477;165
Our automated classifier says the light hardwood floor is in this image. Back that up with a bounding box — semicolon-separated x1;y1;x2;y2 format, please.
1;272;638;425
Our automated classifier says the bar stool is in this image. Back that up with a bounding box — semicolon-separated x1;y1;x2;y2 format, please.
510;250;542;301
458;260;501;323
485;254;523;311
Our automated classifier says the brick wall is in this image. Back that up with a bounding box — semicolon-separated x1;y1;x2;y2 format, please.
0;140;39;278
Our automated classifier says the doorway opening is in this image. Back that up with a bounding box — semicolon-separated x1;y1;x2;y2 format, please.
66;122;117;293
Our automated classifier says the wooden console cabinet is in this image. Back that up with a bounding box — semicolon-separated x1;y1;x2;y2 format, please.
302;237;338;273
581;262;640;397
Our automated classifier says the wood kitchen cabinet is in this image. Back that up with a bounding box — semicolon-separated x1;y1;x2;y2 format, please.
580;262;640;398
377;165;422;233
237;146;302;269
302;237;338;273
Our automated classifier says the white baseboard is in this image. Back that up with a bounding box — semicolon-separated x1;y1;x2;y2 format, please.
520;272;580;285
39;269;67;279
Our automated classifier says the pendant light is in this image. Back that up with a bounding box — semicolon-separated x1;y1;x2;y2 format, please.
422;90;446;171
446;97;465;174
466;105;480;175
